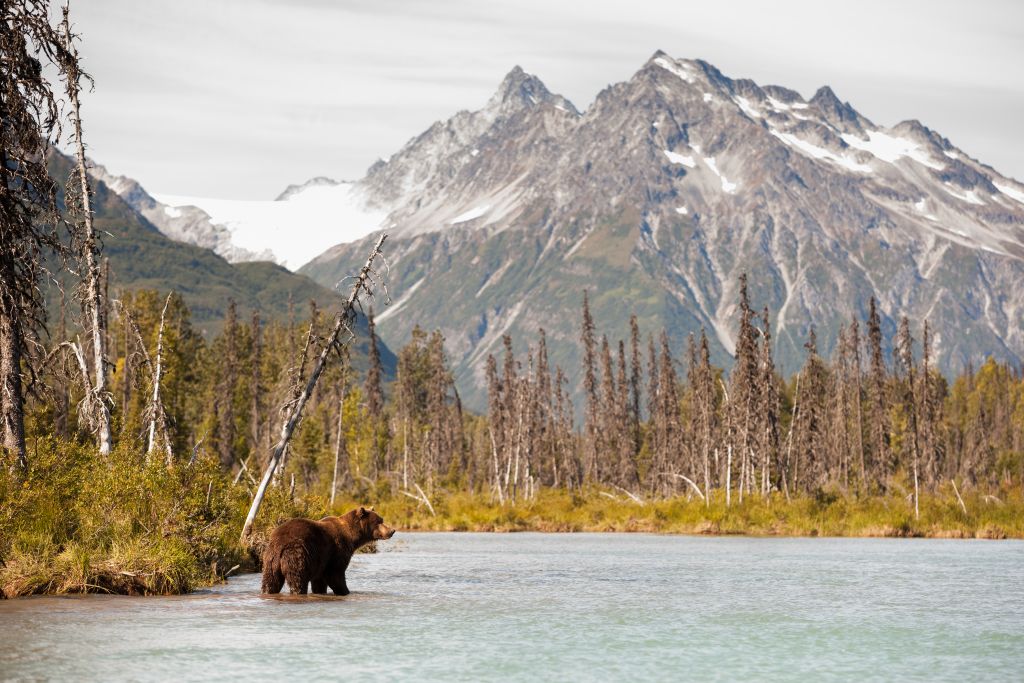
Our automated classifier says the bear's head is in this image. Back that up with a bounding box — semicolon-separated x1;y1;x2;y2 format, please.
355;506;396;542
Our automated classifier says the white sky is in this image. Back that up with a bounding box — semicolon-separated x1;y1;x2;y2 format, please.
71;0;1024;199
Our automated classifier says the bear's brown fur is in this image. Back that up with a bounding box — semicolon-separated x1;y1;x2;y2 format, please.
261;506;395;595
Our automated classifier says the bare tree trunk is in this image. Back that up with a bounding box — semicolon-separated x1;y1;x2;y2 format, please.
147;294;173;464
489;428;504;503
725;444;733;507
0;310;27;468
62;15;111;455
241;234;387;543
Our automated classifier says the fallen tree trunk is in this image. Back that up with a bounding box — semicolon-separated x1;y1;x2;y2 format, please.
241;234;387;543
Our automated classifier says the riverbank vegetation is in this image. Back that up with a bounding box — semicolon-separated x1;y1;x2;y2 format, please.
342;488;1024;538
2;1;1023;599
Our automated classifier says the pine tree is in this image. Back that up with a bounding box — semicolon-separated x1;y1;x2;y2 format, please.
629;314;642;452
792;328;828;492
847;318;867;491
616;339;637;488
655;330;681;495
866;297;890;489
730;274;760;501
758;308;780;498
216;299;239;469
364;307;384;421
485;353;505;501
580;291;599;482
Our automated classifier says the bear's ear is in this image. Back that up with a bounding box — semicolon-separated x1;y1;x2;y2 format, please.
368;506;375;512
357;506;367;518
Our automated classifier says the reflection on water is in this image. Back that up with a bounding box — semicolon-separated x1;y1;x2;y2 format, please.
2;533;1023;681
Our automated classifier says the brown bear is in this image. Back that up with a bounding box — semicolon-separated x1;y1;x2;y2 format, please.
261;506;395;595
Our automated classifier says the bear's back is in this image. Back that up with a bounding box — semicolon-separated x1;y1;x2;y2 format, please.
268;518;336;556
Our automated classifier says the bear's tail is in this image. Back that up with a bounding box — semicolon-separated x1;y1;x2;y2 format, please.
261;553;284;594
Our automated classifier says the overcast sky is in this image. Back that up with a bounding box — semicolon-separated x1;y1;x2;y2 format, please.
71;0;1024;199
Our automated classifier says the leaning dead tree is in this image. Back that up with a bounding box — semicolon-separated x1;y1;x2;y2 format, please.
58;8;111;454
241;233;387;543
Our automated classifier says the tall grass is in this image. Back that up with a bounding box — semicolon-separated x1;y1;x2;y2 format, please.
330;485;1024;538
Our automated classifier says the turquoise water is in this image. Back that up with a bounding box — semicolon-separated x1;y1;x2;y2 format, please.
2;533;1022;681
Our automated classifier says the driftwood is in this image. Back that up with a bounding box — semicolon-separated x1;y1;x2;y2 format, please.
241;234;387;543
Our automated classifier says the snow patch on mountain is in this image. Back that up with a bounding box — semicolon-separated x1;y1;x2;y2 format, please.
941;184;985;206
653;56;697;84
451;205;491;224
994;181;1024;205
702;156;738;193
155;182;385;270
663;149;696;167
770;129;873;173
841;130;944;169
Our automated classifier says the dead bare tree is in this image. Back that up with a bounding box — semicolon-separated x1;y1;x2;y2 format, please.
58;7;111;455
241;234;387;543
146;294;173;463
117;295;173;463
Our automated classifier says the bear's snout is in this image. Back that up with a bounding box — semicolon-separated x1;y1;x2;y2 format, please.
376;524;396;540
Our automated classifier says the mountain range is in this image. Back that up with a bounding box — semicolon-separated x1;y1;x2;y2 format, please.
99;52;1024;411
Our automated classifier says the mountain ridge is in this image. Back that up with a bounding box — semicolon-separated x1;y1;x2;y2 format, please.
296;51;1024;410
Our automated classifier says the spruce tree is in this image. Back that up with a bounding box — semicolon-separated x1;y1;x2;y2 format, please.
580;291;599;482
866;297;890;489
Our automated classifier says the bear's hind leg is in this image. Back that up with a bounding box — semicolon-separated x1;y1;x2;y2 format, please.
285;570;308;594
311;578;328;594
261;558;284;594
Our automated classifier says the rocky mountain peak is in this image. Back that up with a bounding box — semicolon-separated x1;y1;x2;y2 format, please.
483;66;578;119
809;85;865;131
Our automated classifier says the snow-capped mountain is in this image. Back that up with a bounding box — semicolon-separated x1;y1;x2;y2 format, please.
296;51;1024;409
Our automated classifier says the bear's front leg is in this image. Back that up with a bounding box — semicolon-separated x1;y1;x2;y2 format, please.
311;579;328;594
328;572;349;596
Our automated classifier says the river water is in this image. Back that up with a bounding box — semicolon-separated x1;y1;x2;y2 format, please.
2;533;1022;681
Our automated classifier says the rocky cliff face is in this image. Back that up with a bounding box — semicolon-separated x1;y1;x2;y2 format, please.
296;51;1024;410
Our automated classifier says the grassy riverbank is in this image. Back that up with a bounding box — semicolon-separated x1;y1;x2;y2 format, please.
332;487;1024;539
0;439;306;599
